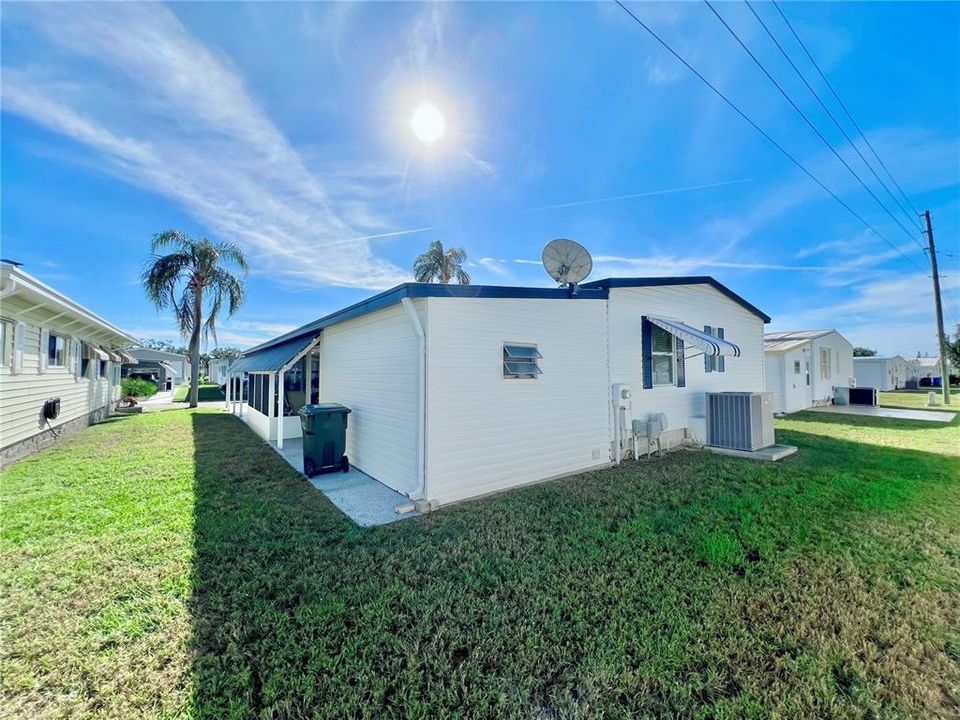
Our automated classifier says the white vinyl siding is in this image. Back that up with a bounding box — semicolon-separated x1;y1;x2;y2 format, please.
0;295;123;452
319;301;421;496
764;331;854;411
609;284;765;437
426;297;610;506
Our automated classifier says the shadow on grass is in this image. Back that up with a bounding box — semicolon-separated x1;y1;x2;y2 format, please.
187;411;960;718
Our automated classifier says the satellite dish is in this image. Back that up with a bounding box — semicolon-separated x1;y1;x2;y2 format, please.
542;238;592;286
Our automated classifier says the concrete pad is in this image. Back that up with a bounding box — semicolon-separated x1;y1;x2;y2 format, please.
807;405;955;423
705;444;798;462
267;437;420;527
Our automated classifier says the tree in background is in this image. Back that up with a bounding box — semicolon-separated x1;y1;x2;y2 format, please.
413;241;471;284
853;347;878;357
946;325;960;370
141;230;248;408
138;338;190;356
209;346;242;360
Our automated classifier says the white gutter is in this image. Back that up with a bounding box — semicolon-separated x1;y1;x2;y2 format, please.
1;263;137;344
401;297;427;501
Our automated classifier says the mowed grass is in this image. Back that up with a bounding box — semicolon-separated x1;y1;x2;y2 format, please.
1;410;958;719
172;384;225;402
881;387;960;413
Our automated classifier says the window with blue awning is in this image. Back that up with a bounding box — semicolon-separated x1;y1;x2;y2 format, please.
641;316;740;389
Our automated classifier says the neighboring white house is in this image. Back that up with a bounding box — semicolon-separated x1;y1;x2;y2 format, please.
208;357;232;385
122;348;191;391
0;261;137;465
907;355;955;384
853;355;908;391
228;276;771;508
763;329;854;414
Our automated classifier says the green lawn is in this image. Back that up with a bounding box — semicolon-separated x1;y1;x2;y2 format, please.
172;384;225;402
880;387;960;413
2;410;958;719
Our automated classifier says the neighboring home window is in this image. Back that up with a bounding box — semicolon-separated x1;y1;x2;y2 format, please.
819;347;831;380
651;326;675;386
793;360;801;374
48;332;67;367
703;326;726;373
503;343;542;379
99;360;108;378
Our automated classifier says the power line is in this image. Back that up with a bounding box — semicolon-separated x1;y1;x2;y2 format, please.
612;0;929;276
744;0;926;242
703;0;925;250
771;0;924;222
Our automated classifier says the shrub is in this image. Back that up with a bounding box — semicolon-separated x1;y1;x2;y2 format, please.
122;377;158;397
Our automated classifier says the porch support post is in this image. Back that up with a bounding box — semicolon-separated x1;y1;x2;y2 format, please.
225;372;232;411
304;351;313;406
277;370;285;449
267;372;276;442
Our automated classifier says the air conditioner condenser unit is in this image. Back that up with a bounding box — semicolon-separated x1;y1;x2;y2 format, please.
705;392;775;452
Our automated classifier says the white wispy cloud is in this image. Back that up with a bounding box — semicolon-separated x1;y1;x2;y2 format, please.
527;178;753;213
1;3;414;290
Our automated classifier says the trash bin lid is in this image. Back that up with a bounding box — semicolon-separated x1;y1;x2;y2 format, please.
299;403;351;415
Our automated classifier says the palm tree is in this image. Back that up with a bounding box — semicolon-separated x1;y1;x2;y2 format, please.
413;240;471;284
142;230;248;408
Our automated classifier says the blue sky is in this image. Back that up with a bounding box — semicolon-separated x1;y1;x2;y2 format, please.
2;1;958;355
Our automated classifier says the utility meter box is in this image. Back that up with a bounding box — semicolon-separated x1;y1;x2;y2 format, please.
612;384;631;408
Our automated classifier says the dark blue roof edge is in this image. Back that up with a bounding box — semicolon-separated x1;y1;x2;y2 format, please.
241;276;769;358
581;276;771;323
240;282;607;357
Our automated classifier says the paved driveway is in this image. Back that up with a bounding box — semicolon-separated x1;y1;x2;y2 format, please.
808;405;956;423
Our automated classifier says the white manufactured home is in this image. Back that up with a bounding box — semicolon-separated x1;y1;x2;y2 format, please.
122;348;191;391
208;358;231;386
228;276;771;508
0;261;137;465
763;330;854;414
853;355;908;391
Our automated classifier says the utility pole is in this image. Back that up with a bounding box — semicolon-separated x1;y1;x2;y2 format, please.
923;210;951;405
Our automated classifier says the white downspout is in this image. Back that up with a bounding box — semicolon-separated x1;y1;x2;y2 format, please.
225;371;231;411
401;297;427;502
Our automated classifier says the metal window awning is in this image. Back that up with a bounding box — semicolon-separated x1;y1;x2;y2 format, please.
101;346;123;362
83;342;108;361
648;316;741;357
118;350;138;364
229;334;320;376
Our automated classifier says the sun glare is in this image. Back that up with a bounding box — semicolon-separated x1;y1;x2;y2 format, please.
410;102;446;144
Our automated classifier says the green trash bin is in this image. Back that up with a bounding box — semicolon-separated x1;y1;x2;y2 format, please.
298;404;351;477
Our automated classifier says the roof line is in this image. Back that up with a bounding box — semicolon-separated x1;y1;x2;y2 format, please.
241;276;769;357
1;261;138;344
581;276;771;322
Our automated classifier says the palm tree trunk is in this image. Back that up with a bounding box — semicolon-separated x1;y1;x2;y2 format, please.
189;287;202;409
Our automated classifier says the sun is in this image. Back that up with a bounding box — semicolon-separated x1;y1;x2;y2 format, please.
410;102;446;144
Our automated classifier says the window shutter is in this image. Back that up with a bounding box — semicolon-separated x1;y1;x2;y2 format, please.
71;337;80;377
641;317;653;389
39;328;49;374
11;322;24;375
676;338;686;388
703;325;714;372
717;328;726;373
